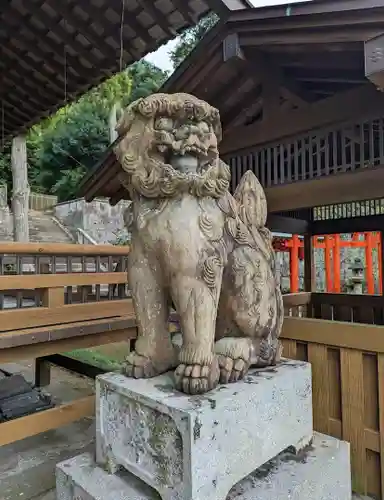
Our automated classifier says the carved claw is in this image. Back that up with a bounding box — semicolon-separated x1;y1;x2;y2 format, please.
174;358;220;395
123;352;159;379
217;355;250;384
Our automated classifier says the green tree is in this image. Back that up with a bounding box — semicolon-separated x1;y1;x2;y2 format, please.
128;60;169;101
169;14;218;69
0;61;169;202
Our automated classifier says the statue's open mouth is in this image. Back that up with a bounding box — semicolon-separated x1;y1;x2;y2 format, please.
170;153;199;174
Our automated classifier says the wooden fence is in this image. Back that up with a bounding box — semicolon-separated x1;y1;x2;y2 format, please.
227;115;384;190
0;242;136;446
282;315;384;498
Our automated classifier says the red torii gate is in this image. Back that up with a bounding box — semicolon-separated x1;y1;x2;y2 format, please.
273;233;381;294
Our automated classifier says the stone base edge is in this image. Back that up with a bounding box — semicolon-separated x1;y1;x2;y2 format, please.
56;432;351;500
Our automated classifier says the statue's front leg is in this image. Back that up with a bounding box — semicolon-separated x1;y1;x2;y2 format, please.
124;247;177;378
171;275;220;395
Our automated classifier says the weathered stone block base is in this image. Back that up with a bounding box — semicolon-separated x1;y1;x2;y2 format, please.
96;360;313;500
56;433;351;500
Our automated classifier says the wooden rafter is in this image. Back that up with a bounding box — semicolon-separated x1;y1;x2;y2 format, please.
171;0;199;24
1;48;65;99
24;0;108;75
48;1;121;64
140;0;177;37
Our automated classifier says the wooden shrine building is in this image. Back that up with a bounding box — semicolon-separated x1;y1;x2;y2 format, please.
81;1;384;497
0;0;249;140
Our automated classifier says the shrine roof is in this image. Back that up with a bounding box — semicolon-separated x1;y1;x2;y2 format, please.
1;0;248;141
80;0;384;204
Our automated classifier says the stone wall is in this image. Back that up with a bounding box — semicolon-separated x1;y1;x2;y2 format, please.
54;198;131;244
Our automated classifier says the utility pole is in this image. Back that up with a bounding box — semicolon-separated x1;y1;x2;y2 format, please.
11;135;30;242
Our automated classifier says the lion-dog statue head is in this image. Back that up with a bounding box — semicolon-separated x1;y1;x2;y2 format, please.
114;93;230;199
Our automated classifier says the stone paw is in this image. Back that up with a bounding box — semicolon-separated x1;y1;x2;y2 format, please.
217;355;250;384
174;358;220;395
122;351;159;379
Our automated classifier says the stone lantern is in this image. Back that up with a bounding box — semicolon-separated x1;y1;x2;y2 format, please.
348;257;365;294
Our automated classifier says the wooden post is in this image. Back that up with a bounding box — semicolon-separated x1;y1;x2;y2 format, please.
11;135;30;242
379;232;384;295
325;236;332;293
364;232;375;294
304;232;315;317
333;234;341;293
290;235;299;293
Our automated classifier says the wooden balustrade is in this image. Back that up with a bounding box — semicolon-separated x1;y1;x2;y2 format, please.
283;292;311;317
311;293;384;325
281;316;384;498
227;116;384;190
0;242;135;446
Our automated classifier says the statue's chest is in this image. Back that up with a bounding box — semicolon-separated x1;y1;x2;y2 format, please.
137;196;224;254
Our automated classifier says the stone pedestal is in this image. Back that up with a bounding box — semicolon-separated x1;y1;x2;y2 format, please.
56;432;351;500
56;360;352;500
96;360;313;500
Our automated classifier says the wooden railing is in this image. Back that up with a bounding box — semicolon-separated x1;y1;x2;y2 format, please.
281;316;384;498
310;293;384;325
0;242;135;447
227;116;384;190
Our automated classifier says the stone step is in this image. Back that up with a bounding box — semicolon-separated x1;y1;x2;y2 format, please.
56;432;351;500
0;210;74;244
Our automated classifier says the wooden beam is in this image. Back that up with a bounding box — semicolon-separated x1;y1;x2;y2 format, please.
228;0;384;22
222;85;262;129
251;49;314;108
365;33;384;90
0;396;95;447
312;214;384;235
161;23;224;93
267;214;309;234
0;328;135;364
221;84;384;155
265;166;384;213
281;316;384;353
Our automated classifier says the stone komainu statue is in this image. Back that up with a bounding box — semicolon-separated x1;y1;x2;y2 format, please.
114;93;284;395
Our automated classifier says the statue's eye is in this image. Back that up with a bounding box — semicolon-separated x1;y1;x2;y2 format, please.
155;117;174;131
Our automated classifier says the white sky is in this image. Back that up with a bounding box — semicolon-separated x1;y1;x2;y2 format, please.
144;0;313;72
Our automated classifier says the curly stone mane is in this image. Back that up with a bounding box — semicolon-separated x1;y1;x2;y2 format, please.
114;93;230;199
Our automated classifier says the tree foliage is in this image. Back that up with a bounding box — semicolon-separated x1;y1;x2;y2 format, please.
0;61;168;202
169;14;218;69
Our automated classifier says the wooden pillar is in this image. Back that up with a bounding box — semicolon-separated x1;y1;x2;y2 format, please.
333;234;341;293
380;230;384;296
325;236;332;292
304;233;315;317
364;232;375;294
290;235;300;293
11;135;29;242
304;234;315;291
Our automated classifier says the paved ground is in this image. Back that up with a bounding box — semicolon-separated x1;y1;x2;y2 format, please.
0;360;95;500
